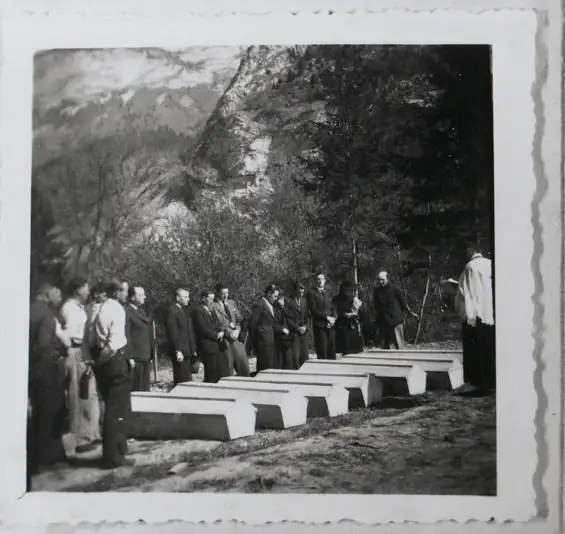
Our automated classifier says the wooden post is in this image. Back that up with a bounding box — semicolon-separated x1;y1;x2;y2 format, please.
352;238;358;291
414;254;432;345
152;320;158;383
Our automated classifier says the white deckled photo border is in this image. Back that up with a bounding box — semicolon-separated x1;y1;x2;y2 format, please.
0;5;557;528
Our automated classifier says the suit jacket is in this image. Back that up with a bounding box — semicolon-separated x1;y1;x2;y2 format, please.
373;284;408;327
125;304;155;363
284;296;309;335
307;288;335;329
249;298;279;348
191;304;224;357
164;303;197;360
211;299;243;342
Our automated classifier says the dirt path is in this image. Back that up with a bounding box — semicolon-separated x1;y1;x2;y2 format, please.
32;390;495;495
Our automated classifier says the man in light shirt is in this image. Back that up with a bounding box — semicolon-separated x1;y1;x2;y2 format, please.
60;277;102;454
454;241;495;394
95;279;135;468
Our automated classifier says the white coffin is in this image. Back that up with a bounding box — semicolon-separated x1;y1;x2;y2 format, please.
130;392;256;441
169;382;307;429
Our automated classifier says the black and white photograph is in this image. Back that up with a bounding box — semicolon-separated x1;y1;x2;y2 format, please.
27;43;497;495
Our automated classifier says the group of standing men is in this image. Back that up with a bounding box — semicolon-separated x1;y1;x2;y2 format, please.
27;271;414;475
247;271;419;371
27;278;256;475
28;278;147;474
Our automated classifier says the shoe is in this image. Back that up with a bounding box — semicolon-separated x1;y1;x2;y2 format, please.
100;457;135;469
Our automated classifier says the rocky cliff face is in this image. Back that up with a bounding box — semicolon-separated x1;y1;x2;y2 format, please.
185;45;325;210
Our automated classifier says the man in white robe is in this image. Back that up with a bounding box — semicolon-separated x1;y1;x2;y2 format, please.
454;243;496;393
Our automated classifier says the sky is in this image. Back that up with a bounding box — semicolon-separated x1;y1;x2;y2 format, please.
33;46;245;117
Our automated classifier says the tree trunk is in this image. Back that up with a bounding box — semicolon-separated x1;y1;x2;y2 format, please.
352;238;358;293
414;254;432;345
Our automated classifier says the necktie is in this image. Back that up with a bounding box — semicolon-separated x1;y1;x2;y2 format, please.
224;302;232;321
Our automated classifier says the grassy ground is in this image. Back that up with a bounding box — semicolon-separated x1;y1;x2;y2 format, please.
31;341;496;495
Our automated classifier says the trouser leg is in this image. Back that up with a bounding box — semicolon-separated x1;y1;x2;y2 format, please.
462;322;479;386
131;361;151;392
172;360;192;385
233;343;250;377
299;334;309;366
101;375;131;465
326;328;336;359
281;345;294;369
29;362;67;466
476;320;496;390
313;327;325;359
393;324;406;349
256;344;275;372
292;336;301;369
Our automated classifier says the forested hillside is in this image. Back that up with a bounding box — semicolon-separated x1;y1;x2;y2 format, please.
31;44;493;343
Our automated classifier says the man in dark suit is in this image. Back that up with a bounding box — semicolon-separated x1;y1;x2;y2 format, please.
28;284;68;473
211;283;249;377
125;285;154;392
249;284;280;372
284;281;310;369
164;288;198;386
191;289;230;383
373;271;418;349
274;292;293;369
307;272;336;360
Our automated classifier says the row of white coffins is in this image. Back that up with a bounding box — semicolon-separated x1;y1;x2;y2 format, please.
128;348;463;441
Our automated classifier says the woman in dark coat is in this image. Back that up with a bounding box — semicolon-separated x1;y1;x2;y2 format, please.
332;281;364;356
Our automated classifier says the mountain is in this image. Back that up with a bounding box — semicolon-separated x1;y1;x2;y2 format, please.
31;44;328;282
33;46;245;167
